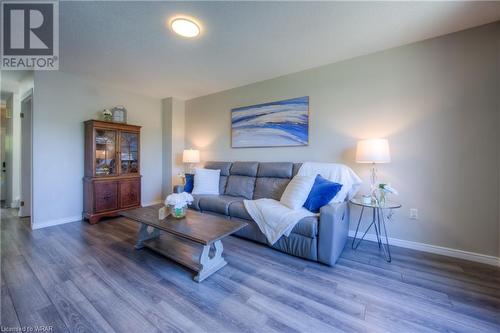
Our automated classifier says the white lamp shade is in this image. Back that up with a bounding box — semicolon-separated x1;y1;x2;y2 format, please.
356;139;391;163
182;149;200;163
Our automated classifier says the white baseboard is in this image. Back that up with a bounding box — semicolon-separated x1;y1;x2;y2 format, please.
348;230;500;267
32;215;82;230
31;201;163;230
142;200;162;206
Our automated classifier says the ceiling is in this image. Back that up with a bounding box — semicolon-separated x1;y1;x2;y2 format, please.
59;1;500;100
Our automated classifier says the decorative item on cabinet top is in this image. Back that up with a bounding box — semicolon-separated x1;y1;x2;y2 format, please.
111;105;127;123
83;119;142;224
102;108;113;121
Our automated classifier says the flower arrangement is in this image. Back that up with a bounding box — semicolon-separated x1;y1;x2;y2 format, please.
378;183;398;206
379;184;398;195
165;192;193;218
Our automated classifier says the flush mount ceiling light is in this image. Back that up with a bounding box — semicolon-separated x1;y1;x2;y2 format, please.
170;17;201;38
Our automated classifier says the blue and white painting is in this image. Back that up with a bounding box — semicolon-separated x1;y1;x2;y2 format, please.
231;96;309;148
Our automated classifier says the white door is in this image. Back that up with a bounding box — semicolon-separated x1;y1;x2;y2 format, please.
18;93;32;217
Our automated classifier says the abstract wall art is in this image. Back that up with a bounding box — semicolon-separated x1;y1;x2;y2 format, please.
231;96;309;148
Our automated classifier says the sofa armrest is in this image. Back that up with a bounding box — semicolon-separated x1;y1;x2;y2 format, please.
318;201;349;266
173;185;184;193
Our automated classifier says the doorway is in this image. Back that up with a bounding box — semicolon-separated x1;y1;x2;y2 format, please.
0;92;13;209
1;102;7;207
18;90;32;218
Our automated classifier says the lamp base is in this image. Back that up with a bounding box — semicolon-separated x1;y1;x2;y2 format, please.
370;163;378;203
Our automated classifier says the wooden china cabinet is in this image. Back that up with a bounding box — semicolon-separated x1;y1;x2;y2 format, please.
83;120;141;224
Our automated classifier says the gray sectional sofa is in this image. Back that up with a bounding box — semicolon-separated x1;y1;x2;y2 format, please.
181;161;349;266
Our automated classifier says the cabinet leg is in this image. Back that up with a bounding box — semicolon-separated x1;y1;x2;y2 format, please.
88;216;101;224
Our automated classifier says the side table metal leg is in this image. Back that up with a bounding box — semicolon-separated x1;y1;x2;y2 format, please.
352;207;378;250
373;208;382;248
351;206;365;248
379;209;392;262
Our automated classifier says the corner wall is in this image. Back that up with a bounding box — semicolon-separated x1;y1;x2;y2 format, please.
33;71;163;227
161;97;185;198
185;23;500;257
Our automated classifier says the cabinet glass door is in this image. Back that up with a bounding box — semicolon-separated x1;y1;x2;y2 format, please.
95;129;117;176
120;132;139;174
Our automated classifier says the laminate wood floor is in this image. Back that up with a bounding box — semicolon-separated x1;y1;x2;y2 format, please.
1;208;499;333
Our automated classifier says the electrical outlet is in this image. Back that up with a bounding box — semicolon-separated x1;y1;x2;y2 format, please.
410;208;418;220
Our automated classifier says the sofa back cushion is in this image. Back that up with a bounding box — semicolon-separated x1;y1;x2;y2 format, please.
253;178;290;200
204;161;232;194
225;175;256;199
203;161;301;200
230;161;259;177
224;162;258;199
292;163;302;176
257;162;293;178
253;162;293;200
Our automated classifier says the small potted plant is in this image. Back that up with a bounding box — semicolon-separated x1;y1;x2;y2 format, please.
164;192;193;219
102;109;113;121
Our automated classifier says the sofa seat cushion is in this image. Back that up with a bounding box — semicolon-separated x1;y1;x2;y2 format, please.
198;195;243;215
272;232;317;261
228;201;252;220
231;217;268;244
189;194;209;211
291;216;318;238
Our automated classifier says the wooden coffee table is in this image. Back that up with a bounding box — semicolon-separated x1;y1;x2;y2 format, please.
120;204;247;282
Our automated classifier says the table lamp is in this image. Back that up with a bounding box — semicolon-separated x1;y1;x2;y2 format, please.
182;149;200;174
355;139;391;200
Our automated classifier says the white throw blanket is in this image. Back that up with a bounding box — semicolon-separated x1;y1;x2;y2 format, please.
297;162;362;203
244;162;362;245
243;199;315;244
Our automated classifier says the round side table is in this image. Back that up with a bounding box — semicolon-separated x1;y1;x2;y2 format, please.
349;197;402;262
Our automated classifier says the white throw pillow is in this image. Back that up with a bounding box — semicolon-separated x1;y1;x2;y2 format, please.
192;168;220;195
280;175;316;210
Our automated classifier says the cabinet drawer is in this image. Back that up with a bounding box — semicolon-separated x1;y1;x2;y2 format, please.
94;181;119;213
120;179;140;208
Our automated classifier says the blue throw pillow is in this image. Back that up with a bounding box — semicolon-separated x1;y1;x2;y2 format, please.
303;175;343;213
184;173;194;193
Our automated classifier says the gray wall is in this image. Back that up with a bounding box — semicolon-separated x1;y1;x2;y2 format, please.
33;71;163;226
186;23;500;257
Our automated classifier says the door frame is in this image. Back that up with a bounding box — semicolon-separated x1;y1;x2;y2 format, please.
18;89;33;223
